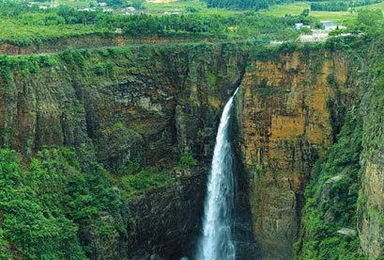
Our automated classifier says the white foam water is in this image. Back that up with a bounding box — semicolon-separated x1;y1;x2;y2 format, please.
195;88;239;260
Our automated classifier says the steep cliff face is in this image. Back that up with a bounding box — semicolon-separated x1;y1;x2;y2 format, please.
125;171;207;259
359;160;384;259
0;42;248;259
2;41;376;260
0;43;247;167
234;50;357;259
358;59;384;259
0;34;215;55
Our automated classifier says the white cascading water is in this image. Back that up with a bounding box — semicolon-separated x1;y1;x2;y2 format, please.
196;88;239;260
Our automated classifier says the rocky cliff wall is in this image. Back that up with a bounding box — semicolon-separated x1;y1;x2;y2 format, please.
358;53;384;259
0;43;247;165
0;42;364;259
0;34;215;55
0;42;247;259
234;49;358;259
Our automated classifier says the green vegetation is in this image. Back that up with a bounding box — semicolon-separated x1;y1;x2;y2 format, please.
0;0;382;47
9;0;382;47
297;112;366;259
145;0;244;15
179;152;198;170
202;0;295;10
0;19;110;47
296;9;384;259
0;2;323;46
259;2;356;23
121;169;172;193
260;0;384;23
310;0;384;12
310;1;350;12
0;146;174;259
0;5;112;46
357;25;384;257
0;0;383;259
0;148;124;259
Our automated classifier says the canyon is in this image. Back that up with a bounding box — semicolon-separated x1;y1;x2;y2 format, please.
0;40;382;259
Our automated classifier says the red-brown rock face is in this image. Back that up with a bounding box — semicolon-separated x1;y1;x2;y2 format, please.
234;51;353;259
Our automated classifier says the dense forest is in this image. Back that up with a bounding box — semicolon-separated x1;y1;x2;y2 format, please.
202;0;295;10
0;148;125;259
309;0;384;11
200;0;384;11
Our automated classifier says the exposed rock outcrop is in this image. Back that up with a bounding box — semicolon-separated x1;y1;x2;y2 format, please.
358;69;384;259
234;50;356;259
0;42;247;259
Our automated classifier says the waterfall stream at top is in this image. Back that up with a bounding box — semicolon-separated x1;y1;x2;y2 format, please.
195;88;239;260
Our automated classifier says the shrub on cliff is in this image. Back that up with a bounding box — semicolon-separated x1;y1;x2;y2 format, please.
179;152;198;170
121;169;172;194
296;110;366;259
0;148;126;259
0;149;86;259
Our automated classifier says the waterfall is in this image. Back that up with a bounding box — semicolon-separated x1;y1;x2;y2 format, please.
196;88;239;260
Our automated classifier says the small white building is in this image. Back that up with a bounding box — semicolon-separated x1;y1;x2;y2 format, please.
295;23;304;30
99;2;107;6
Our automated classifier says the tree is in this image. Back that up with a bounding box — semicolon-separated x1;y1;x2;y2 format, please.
301;9;310;17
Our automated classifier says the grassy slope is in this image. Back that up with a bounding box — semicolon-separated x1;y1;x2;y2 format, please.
0;20;110;46
145;0;384;24
260;1;384;24
145;0;244;16
360;0;384;10
259;2;355;23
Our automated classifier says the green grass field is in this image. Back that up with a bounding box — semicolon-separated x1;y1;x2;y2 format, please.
0;19;110;46
145;0;384;24
144;1;358;23
261;1;384;23
145;0;244;16
358;0;384;10
57;0;92;7
259;2;357;23
145;0;204;11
